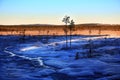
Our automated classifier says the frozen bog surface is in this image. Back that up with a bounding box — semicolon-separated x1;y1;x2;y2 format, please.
0;35;120;80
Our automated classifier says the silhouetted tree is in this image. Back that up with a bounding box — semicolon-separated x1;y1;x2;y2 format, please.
62;15;70;48
62;15;70;26
69;19;75;48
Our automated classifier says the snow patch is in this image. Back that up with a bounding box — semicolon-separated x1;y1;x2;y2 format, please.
20;46;39;51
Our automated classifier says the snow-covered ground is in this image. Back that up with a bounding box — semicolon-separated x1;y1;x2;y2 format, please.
0;35;120;80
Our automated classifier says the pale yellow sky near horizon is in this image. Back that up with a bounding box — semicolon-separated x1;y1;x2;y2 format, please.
0;14;120;25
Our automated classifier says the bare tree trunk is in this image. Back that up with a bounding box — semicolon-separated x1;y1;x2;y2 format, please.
66;30;68;49
70;28;72;48
88;39;92;58
64;27;68;49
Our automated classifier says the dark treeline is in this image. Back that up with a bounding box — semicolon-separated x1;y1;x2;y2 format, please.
0;24;120;32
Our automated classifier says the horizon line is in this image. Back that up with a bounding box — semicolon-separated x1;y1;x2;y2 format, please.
1;23;120;26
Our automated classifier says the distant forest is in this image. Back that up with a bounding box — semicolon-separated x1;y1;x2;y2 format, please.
0;24;120;31
0;24;120;36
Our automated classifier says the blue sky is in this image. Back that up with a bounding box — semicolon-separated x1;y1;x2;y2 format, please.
0;0;120;25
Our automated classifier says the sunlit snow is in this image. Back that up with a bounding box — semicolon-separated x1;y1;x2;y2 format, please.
20;46;39;51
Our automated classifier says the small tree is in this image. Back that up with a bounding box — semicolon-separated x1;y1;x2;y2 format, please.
69;19;75;48
62;15;70;26
46;30;49;42
88;39;92;58
88;26;92;58
99;26;101;35
20;29;25;43
89;26;91;35
62;15;70;48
